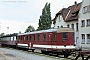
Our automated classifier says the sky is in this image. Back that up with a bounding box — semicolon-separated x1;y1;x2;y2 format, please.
0;0;82;34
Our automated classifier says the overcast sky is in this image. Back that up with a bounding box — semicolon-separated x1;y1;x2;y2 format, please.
0;0;82;34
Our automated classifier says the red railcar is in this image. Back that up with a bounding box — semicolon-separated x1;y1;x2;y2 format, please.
0;33;17;48
17;27;75;57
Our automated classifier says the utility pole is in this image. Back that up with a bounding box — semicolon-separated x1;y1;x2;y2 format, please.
7;27;9;34
0;22;1;33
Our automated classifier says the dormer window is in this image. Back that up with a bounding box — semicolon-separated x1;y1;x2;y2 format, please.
72;13;76;17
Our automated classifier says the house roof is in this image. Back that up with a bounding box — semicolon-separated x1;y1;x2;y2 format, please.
53;2;82;24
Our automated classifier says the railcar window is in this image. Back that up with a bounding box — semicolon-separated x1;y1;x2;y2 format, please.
11;37;13;41
20;36;22;40
43;34;46;40
30;35;35;40
30;36;31;40
17;36;20;41
13;37;14;41
53;34;56;41
25;36;28;40
30;35;33;40
62;32;68;40
33;35;35;40
38;34;40;40
16;36;18;40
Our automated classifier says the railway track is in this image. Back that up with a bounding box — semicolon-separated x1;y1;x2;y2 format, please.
0;46;70;60
0;46;90;60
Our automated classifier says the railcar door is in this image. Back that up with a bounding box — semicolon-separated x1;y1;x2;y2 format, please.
51;33;57;49
48;33;54;49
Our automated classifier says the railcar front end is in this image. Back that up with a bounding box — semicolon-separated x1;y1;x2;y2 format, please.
0;34;17;48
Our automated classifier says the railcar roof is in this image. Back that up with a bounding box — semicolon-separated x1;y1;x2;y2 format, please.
0;33;17;38
18;27;74;36
18;28;58;36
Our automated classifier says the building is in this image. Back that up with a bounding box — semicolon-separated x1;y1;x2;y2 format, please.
53;2;81;48
78;0;90;50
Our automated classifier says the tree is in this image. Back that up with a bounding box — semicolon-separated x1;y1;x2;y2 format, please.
0;33;5;37
37;2;52;30
25;25;35;33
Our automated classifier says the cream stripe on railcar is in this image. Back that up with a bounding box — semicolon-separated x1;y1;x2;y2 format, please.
33;44;75;49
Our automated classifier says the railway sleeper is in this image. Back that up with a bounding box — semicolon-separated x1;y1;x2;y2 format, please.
41;50;71;57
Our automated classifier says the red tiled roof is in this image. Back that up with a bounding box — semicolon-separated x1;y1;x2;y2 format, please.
53;2;82;24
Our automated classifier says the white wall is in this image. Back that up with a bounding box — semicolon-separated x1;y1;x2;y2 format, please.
54;15;67;28
78;0;90;50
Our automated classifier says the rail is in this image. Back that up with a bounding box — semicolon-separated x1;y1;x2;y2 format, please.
75;50;90;60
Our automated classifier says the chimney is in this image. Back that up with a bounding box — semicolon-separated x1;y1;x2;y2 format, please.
74;1;77;5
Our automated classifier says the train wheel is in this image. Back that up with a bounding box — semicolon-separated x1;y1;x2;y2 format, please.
64;54;68;58
62;49;71;58
41;50;45;54
41;50;48;54
32;49;35;52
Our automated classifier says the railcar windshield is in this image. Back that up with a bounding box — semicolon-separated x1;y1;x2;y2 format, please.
62;32;68;41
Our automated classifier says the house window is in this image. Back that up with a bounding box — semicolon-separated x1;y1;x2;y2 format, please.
81;34;85;43
67;24;69;28
38;34;40;40
25;36;28;40
83;6;88;13
81;20;85;27
43;34;46;40
76;23;78;31
87;5;90;12
71;24;74;30
57;26;59;28
87;19;90;26
61;25;63;27
87;34;90;43
59;15;60;22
